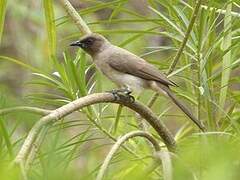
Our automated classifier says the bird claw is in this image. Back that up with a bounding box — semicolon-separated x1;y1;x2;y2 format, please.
107;89;135;103
108;89;121;101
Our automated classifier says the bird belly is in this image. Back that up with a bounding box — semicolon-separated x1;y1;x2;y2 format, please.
109;72;148;92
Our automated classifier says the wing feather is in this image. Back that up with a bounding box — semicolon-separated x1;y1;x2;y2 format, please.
108;47;176;87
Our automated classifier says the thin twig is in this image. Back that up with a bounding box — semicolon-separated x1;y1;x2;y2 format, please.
96;131;161;180
14;93;175;167
59;0;92;34
0;106;52;116
147;0;202;107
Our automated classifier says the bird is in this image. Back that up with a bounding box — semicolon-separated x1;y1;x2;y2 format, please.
70;33;205;131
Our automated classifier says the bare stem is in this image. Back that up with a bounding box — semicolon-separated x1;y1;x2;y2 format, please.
96;131;161;180
59;0;91;34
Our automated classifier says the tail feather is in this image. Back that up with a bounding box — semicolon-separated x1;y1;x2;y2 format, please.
150;82;206;131
166;90;206;131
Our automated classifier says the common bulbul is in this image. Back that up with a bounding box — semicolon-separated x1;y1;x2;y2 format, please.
70;33;205;131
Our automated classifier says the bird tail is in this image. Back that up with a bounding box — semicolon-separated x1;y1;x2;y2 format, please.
150;82;206;132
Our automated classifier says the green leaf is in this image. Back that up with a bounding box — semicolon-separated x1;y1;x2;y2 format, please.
43;0;57;59
112;105;123;134
0;116;13;158
119;26;160;47
108;0;127;23
167;63;192;78
0;0;7;44
149;6;184;37
0;56;43;73
217;3;233;120
56;0;129;25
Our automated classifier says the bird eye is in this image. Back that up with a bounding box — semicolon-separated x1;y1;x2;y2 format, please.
86;38;93;44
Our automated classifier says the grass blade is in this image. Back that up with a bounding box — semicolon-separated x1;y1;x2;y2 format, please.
112;105;123;134
43;0;57;59
0;0;7;44
0;56;43;73
217;3;232;122
0;117;13;158
149;6;184;36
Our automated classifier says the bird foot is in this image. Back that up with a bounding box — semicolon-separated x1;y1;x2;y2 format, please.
107;89;135;103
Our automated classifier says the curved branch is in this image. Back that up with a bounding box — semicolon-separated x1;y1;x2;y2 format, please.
96;131;160;180
59;0;92;34
0;106;52;116
14;93;175;166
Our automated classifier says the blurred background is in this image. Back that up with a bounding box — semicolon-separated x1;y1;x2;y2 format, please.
0;0;240;179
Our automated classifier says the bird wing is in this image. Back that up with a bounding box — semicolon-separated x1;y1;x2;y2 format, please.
108;47;176;87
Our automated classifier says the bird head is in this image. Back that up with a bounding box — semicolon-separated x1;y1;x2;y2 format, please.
70;33;109;56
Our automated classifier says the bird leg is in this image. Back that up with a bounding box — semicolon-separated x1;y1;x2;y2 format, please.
107;88;135;102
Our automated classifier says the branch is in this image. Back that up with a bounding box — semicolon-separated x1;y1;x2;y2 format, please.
96;131;161;180
0;106;52;116
59;0;92;34
14;93;175;167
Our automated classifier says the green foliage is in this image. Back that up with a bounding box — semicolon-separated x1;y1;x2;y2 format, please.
174;134;240;180
43;0;57;59
218;3;233;121
0;0;7;44
0;0;240;179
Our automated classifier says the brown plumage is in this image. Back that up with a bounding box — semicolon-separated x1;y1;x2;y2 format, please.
70;33;205;131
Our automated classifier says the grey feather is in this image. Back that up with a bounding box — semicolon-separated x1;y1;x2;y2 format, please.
108;46;177;87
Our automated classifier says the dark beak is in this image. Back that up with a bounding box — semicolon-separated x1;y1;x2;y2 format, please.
70;40;82;47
